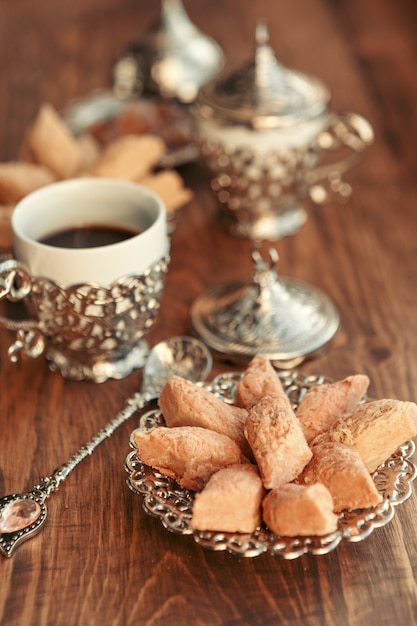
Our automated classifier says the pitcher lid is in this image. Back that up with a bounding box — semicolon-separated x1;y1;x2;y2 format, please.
195;22;330;129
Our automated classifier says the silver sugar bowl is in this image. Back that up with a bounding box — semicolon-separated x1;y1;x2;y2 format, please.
192;22;374;240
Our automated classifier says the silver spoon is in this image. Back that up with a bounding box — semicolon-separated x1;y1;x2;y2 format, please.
0;336;212;557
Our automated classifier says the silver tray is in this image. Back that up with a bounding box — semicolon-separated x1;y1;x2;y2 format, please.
62;90;198;169
125;371;417;559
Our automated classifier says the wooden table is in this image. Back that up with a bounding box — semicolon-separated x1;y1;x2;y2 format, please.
1;1;417;624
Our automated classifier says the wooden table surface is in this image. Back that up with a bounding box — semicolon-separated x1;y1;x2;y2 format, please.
1;1;417;624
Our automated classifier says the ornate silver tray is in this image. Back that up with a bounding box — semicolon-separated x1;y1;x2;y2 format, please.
62;90;198;169
125;371;417;559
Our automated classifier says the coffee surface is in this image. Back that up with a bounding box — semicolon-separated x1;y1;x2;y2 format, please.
39;224;139;248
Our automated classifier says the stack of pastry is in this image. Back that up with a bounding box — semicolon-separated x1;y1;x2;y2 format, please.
133;355;417;537
0;102;193;248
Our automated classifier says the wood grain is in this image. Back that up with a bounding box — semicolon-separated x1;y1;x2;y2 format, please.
1;0;417;624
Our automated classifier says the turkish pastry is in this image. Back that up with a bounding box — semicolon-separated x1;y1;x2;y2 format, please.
296;374;370;443
132;354;417;538
140;170;194;214
313;398;417;472
262;483;339;537
300;441;382;512
158;375;251;458
234;354;291;410
0;102;194;249
23;103;83;179
133;426;249;491
191;464;264;533
77;133;101;172
244;394;312;489
89;134;165;181
0;161;55;204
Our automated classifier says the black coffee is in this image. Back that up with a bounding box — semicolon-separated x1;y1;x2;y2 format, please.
39;224;139;249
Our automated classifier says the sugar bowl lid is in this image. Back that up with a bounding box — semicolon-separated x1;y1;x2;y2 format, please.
195;21;330;129
191;247;340;367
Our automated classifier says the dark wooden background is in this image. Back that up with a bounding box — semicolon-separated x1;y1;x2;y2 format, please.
1;1;417;624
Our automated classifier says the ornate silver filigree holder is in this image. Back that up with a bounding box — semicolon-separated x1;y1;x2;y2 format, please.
191;247;340;367
0;255;169;382
126;371;417;559
113;0;224;103
192;22;374;240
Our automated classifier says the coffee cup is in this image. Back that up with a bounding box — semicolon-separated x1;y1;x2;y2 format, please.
0;178;170;382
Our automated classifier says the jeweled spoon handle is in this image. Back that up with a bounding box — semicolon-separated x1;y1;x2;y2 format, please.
0;390;152;558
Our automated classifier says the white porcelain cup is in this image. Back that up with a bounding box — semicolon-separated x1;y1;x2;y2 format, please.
12;177;168;286
0;178;170;382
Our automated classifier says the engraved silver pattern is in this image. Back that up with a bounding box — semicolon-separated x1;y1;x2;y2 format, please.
126;371;417;559
0;255;169;381
196;113;373;240
192;23;374;240
0;493;48;558
191;248;340;366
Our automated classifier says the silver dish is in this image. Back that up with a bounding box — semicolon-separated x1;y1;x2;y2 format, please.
62;90;198;168
125;371;417;559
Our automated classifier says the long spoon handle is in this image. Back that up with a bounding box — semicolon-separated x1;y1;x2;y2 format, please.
42;391;155;494
0;335;212;557
0;390;153;558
